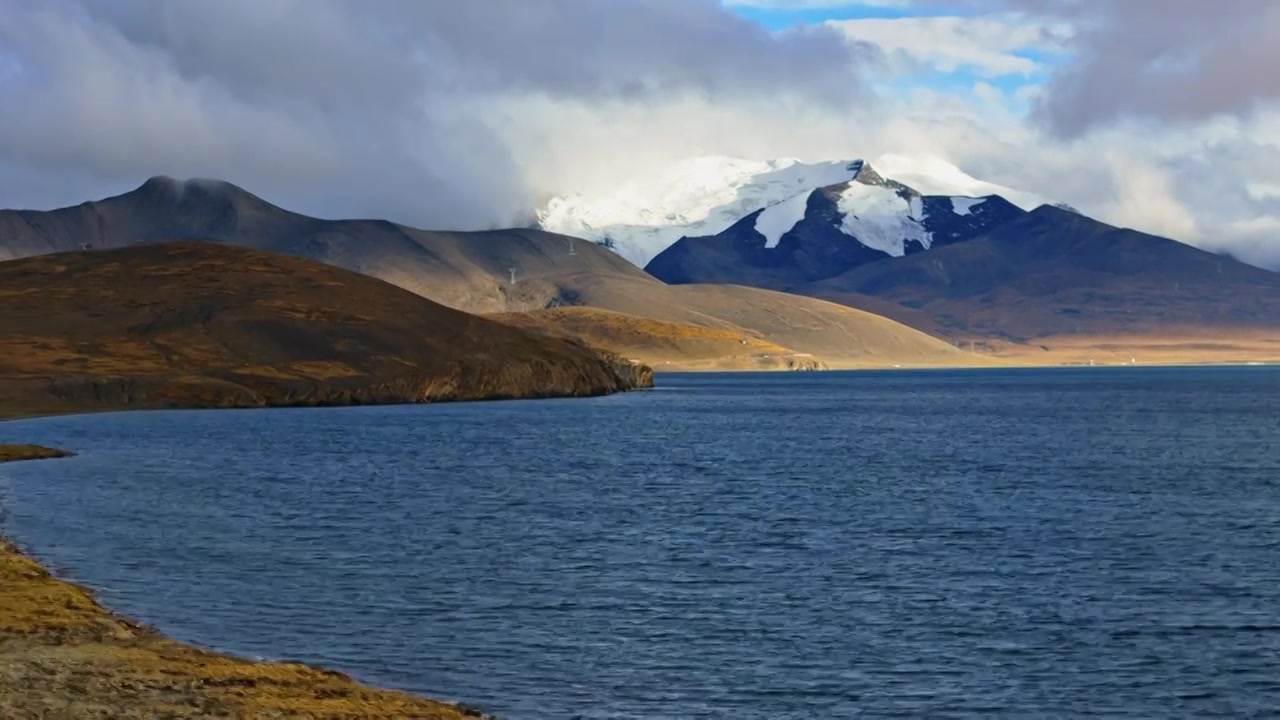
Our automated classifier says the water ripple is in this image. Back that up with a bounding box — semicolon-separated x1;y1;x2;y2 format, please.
2;367;1279;718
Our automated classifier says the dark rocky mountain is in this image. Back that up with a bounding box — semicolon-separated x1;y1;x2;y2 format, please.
634;159;1280;364
645;163;1026;290
797;205;1280;361
0;178;971;370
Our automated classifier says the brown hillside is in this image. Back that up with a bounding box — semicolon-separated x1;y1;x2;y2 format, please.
0;177;649;313
491;307;826;371
0;242;651;417
494;275;981;369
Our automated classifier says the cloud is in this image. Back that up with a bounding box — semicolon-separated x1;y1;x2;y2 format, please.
827;13;1070;78
725;1;911;7
967;0;1280;135
0;0;866;227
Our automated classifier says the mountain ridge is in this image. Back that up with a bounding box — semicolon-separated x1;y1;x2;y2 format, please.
0;177;972;370
633;155;1045;294
537;154;1042;267
796;205;1280;361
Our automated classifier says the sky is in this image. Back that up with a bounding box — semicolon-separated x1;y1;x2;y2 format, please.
0;0;1277;267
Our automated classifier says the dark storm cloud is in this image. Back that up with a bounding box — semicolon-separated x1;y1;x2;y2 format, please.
1035;0;1280;135
85;0;860;102
0;0;866;225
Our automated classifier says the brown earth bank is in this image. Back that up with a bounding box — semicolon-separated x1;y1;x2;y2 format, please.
0;242;652;417
0;444;73;462
0;447;483;719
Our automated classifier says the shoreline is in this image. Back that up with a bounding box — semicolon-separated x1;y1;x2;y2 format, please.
648;358;1278;373
0;442;490;719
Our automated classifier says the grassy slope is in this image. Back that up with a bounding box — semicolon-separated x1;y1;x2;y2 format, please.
507;272;981;369
490;307;825;371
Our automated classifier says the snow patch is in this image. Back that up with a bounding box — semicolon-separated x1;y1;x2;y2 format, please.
907;194;924;220
754;191;812;249
949;196;987;216
837;183;931;257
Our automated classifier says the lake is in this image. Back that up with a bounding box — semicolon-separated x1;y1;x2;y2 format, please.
2;368;1279;718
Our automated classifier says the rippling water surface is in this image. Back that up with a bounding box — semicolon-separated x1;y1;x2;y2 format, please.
3;368;1280;718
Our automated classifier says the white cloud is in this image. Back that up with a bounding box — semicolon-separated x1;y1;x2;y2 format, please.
827;14;1071;78
1097;150;1199;241
1247;183;1280;201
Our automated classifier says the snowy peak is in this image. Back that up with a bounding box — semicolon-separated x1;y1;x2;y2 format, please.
537;154;1042;268
736;158;1037;261
643;156;1033;289
537;156;866;266
833;174;930;258
751;160;921;254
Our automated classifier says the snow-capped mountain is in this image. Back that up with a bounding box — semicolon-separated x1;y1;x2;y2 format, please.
643;159;1030;289
536;154;1043;268
537;156;864;267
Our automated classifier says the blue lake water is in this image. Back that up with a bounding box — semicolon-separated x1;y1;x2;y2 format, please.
2;368;1279;718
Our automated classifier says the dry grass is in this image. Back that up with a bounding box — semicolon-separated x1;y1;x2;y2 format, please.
489;307;824;370
490;283;978;370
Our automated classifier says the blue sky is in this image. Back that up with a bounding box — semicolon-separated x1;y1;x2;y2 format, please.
731;6;917;29
725;2;970;29
723;1;1059;110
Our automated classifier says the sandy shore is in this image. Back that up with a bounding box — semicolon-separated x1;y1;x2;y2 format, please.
0;442;486;720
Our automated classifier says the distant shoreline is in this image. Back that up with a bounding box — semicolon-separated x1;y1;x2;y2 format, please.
649;359;1275;373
